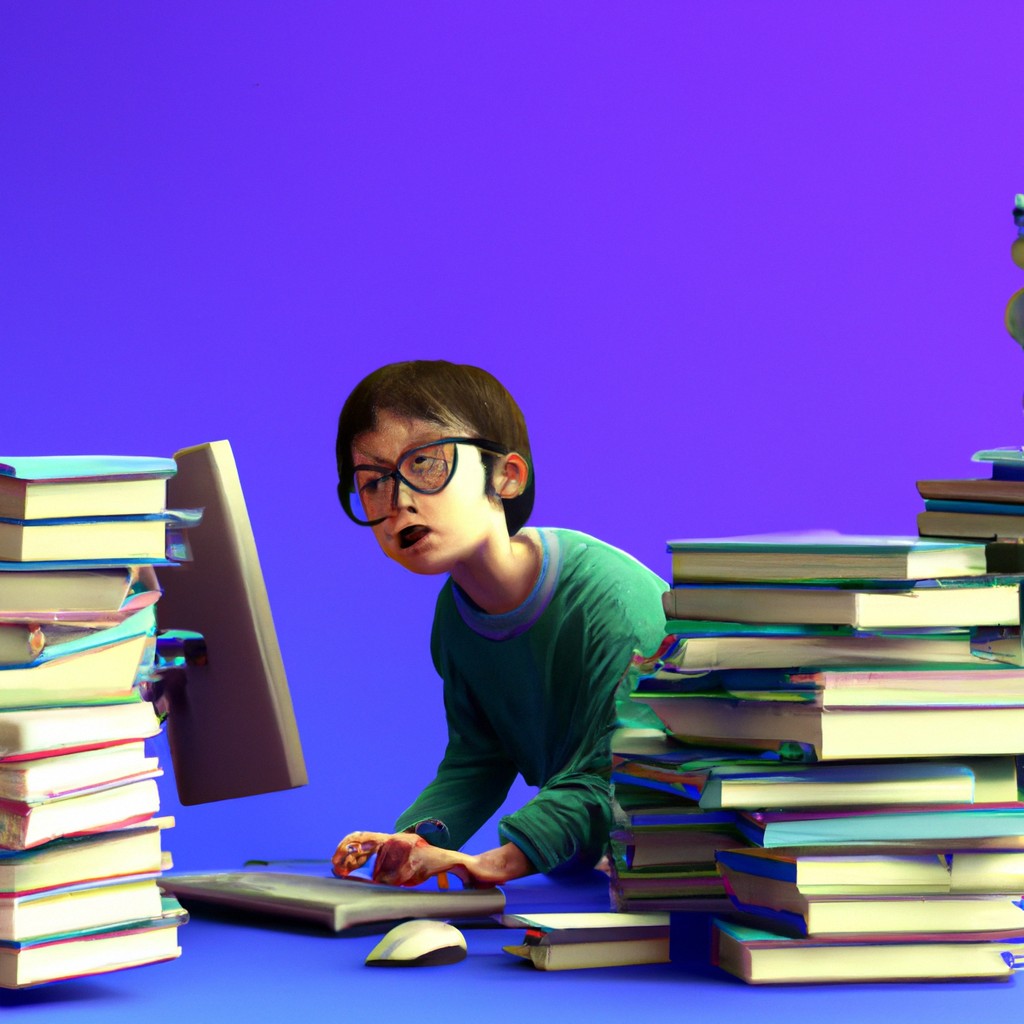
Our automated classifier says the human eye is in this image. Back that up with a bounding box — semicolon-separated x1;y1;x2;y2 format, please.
409;453;438;471
402;445;450;488
355;470;389;495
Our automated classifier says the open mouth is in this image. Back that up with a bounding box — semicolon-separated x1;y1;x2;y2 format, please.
398;525;431;549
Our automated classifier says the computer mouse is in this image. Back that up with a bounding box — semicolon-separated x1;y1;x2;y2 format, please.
364;918;467;967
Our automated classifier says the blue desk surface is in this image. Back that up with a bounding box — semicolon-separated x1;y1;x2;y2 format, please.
1;873;1020;1022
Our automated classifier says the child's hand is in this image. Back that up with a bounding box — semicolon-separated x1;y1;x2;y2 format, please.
332;831;386;877
332;830;467;887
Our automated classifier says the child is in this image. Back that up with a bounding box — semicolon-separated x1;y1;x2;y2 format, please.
332;360;667;887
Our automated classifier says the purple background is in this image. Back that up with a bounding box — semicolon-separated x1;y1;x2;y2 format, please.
4;3;1024;883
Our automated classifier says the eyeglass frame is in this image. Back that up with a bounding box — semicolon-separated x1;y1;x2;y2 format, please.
339;435;513;526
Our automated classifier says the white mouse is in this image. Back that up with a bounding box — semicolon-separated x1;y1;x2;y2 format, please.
364;919;467;967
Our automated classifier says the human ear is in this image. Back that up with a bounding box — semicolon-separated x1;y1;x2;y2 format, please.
493;452;529;499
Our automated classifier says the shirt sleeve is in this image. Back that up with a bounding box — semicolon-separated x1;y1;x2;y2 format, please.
495;705;616;873
496;551;668;873
393;659;519;850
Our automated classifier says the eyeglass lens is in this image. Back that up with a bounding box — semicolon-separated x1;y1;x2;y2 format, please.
352;441;456;521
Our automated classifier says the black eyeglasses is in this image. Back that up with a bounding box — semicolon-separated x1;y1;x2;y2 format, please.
340;436;511;526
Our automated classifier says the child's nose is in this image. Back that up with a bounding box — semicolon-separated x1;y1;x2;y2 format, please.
392;476;419;511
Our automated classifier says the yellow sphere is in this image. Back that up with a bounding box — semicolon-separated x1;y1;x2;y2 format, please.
1007;286;1024;347
1013;237;1024;271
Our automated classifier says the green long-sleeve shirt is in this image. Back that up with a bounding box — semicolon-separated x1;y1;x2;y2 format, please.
394;527;668;873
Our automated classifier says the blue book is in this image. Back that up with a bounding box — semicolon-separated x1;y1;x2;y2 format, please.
611;735;991;809
925;499;1024;516
714;847;951;887
973;447;1024;481
0;456;176;481
718;889;1024;939
738;804;1024;848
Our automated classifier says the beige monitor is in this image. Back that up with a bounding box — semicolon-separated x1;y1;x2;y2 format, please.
155;440;307;804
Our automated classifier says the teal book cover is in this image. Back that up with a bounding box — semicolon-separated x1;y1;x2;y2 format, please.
0;457;177;482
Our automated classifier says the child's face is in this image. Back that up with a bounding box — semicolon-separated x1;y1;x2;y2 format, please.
351;410;509;576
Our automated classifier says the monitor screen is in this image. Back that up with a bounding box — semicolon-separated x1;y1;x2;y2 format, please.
154;440;307;805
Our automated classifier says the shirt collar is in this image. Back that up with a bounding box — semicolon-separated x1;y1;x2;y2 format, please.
451;527;562;640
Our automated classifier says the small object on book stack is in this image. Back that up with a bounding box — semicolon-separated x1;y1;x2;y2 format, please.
917;446;1024;544
500;912;670;970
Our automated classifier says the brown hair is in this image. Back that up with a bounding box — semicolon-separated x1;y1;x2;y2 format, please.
336;360;535;534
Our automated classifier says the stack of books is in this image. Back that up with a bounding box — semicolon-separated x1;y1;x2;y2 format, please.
0;456;188;988
918;447;1024;546
609;729;747;912
625;531;1024;984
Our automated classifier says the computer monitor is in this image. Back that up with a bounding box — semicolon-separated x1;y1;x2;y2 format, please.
153;440;307;805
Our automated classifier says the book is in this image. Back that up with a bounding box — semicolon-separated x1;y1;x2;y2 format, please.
503;937;670;970
711;917;1023;983
696;761;1007;811
615;827;749;869
0;777;162;850
609;862;727;899
925;499;1024;515
987;541;1024;573
0;821;169;897
159;870;506;932
723;888;1024;939
0;620;148;669
677;664;1024;709
951;851;1024;892
717;848;954;894
0;896;186;989
612;894;731;913
0;877;164;942
637;694;1024;759
612;728;1014;806
0;563;160;619
971;625;1024;666
610;784;748;870
668;532;987;583
638;626;982;675
736;804;1024;848
0;633;150;710
0;455;175;521
918;508;1024;541
917;477;1024;504
663;579;1020;630
972;446;1024;478
716;847;1024;896
0;743;157;803
0;514;171;563
500;910;670;943
503;928;671;970
0;625;44;666
0;700;161;760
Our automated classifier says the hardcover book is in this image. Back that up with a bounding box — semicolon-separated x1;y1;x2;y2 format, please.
0;896;186;989
668;532;986;583
712;917;1023;984
663;578;1020;630
637;693;1024;760
0;455;176;522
